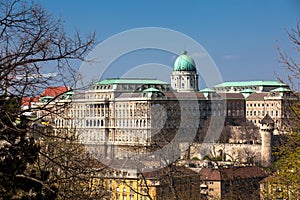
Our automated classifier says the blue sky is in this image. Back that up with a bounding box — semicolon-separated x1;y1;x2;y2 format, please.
40;0;300;87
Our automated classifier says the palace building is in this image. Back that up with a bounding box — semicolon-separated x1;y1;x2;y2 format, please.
28;51;297;165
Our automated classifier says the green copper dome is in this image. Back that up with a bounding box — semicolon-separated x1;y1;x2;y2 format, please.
173;51;196;71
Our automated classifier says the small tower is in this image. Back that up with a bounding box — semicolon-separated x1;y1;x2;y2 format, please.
259;114;274;167
171;51;198;92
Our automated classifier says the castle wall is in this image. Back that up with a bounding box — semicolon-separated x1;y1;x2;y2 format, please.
190;143;262;164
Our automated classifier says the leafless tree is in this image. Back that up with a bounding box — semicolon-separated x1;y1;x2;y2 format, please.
0;0;95;98
262;20;300;200
277;20;300;90
0;0;98;199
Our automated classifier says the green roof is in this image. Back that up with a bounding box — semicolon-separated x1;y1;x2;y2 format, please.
65;91;75;95
240;89;255;93
95;78;169;85
173;51;196;71
214;81;287;88
143;88;161;93
199;88;216;93
41;96;53;99
270;87;292;92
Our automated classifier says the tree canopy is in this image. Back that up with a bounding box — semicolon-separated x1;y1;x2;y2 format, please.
263;21;300;199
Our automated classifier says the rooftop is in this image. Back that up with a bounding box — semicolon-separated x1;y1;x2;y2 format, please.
199;88;216;93
270;87;292;92
41;86;69;97
199;166;267;181
214;80;288;88
240;88;255;93
246;92;269;100
173;51;196;71
260;114;274;125
95;78;169;85
142;87;161;93
142;165;199;179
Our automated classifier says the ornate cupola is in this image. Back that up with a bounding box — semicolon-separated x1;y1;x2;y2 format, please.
171;51;198;92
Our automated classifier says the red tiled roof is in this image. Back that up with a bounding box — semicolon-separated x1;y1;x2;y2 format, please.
22;96;40;106
200;166;267;181
200;168;221;181
41;86;69;97
142;165;199;179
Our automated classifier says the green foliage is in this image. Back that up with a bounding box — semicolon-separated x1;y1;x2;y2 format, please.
0;97;57;199
264;90;300;198
191;156;199;160
271;125;300;198
32;130;108;199
262;21;300;199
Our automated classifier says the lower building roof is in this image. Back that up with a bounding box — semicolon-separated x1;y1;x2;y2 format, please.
199;166;267;181
214;81;288;88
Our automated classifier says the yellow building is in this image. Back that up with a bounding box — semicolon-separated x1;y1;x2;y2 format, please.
245;87;297;130
91;164;200;200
